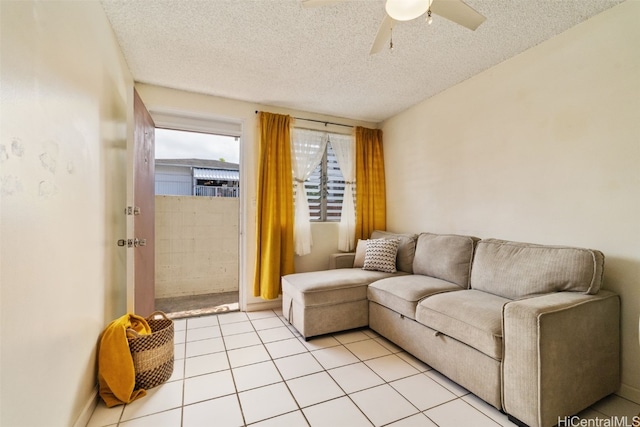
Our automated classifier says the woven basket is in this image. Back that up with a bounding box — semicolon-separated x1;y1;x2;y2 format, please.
127;311;174;390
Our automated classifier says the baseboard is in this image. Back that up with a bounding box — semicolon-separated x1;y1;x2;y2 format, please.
617;383;640;405
73;387;98;427
246;299;282;312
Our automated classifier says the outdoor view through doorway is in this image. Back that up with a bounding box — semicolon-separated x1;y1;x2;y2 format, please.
154;127;240;318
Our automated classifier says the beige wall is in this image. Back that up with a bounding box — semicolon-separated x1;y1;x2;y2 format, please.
0;1;134;426
155;196;239;298
382;1;640;403
294;222;341;273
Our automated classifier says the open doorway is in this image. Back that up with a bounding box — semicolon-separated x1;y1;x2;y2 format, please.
153;127;240;318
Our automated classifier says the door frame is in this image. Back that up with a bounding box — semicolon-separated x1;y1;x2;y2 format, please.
129;106;245;312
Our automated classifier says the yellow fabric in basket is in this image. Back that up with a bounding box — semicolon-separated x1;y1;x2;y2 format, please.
98;313;151;407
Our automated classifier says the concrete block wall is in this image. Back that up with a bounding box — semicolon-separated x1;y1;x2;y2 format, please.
155;195;239;298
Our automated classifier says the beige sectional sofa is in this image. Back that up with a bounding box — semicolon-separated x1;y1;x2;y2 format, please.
282;231;620;427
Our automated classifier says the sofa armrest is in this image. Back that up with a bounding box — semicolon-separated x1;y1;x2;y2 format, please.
502;290;620;427
329;253;356;269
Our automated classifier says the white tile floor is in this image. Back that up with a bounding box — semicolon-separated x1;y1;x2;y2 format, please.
87;309;640;427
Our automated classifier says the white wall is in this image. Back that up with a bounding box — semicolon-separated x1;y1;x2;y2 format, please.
155;196;239;298
155;165;192;196
382;1;640;403
135;84;375;310
294;222;341;272
0;1;134;426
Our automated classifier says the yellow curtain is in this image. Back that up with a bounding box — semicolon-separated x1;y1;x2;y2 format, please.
355;126;386;240
253;112;295;299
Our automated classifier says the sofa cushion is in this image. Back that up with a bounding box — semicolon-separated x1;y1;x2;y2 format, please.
363;238;400;273
282;268;404;307
470;239;605;299
354;231;418;273
368;275;461;319
412;233;478;288
416;290;509;360
353;239;367;268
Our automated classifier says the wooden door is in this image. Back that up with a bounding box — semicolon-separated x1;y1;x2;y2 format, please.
133;89;155;316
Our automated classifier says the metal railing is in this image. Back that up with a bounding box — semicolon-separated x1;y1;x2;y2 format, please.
194;185;239;198
155;181;239;197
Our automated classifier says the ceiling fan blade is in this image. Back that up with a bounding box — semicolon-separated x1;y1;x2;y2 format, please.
369;14;395;55
430;0;486;30
300;0;342;8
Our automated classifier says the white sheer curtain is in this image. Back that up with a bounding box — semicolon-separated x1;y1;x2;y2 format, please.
329;133;356;252
291;128;327;256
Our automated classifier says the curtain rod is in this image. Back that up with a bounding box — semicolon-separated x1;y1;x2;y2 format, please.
254;110;353;129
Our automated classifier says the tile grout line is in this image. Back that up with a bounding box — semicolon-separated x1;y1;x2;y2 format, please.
250;309;313;427
116;319;187;426
220;313;250;427
179;320;188;427
92;311;638;427
291;327;400;426
293;328;495;427
335;336;432;426
104;315;375;426
242;320;445;426
109;311;531;427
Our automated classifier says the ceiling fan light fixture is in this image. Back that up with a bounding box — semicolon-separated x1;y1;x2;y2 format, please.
385;0;431;21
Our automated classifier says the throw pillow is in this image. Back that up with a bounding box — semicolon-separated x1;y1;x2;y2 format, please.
363;238;400;273
353;239;367;268
370;230;417;273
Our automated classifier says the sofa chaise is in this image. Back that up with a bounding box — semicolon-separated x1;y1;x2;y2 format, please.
282;231;620;427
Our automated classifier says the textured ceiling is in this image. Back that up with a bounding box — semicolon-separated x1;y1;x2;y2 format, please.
100;0;625;123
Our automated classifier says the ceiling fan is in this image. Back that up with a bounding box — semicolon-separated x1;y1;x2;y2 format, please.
301;0;486;55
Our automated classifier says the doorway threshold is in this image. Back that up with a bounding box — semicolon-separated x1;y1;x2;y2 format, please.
156;291;239;319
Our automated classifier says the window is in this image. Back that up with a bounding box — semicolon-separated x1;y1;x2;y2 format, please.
305;138;347;222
